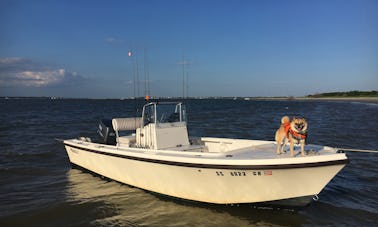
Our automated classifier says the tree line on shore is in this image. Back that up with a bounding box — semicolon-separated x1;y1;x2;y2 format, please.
307;90;378;98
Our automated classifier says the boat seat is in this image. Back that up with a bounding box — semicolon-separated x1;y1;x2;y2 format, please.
112;117;142;147
112;117;142;131
117;135;136;147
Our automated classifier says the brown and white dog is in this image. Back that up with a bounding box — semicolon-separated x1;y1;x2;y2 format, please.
275;116;308;157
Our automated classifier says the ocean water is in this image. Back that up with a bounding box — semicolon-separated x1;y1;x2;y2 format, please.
0;98;377;226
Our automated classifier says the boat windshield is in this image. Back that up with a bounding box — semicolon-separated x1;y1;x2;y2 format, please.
142;102;186;126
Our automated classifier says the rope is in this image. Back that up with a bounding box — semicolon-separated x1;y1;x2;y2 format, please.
336;148;378;153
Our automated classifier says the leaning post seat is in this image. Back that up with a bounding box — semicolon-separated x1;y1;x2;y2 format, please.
112;117;143;146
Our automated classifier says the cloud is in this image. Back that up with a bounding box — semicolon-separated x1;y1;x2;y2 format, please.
0;57;86;87
12;69;65;87
124;79;154;86
105;37;124;45
0;57;24;64
177;60;191;65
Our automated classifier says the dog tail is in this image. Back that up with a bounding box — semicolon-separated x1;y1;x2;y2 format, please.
281;116;290;124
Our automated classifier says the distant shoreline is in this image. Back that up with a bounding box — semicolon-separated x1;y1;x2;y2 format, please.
248;97;378;103
2;96;378;103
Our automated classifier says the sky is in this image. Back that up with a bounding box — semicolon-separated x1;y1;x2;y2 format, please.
0;0;377;98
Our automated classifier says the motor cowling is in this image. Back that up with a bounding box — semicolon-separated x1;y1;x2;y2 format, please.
97;119;116;145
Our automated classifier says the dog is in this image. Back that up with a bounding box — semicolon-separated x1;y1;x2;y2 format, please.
275;116;308;157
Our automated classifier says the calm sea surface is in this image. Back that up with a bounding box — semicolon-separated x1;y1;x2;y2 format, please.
0;98;377;226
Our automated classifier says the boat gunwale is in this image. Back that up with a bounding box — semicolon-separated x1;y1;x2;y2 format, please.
64;141;349;170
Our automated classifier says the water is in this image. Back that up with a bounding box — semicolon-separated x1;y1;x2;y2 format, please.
0;98;377;226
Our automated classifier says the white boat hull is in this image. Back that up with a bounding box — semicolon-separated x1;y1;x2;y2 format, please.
64;139;348;205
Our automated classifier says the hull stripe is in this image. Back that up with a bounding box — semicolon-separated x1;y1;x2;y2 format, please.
64;143;349;170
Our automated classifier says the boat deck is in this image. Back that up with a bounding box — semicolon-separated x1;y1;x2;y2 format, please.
225;143;330;159
160;142;338;160
66;137;346;166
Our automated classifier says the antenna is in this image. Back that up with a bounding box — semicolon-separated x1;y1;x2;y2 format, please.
130;49;136;100
144;48;150;100
180;56;190;99
129;47;141;117
182;56;185;99
186;65;189;98
135;53;140;99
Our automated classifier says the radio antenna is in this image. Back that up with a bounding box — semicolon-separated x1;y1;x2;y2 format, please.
144;48;150;100
180;56;190;99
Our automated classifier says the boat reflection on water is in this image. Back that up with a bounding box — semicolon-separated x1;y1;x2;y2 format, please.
65;167;309;226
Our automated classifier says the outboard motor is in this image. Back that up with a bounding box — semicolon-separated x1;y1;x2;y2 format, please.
97;119;116;145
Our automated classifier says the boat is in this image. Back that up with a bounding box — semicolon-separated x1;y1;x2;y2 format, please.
63;101;349;206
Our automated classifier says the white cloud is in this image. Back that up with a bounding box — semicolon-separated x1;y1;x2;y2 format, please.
0;57;24;64
0;57;85;87
177;60;191;65
105;37;124;45
13;69;65;87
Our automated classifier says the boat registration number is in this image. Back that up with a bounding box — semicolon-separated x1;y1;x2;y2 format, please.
216;171;272;177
